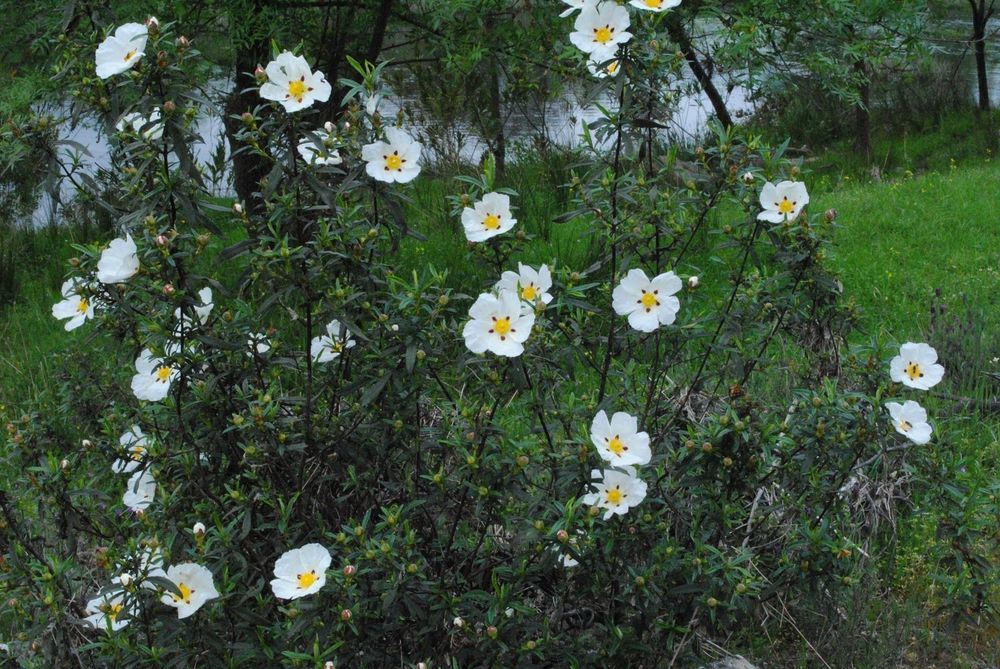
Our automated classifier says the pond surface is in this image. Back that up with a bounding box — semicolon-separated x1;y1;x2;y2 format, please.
14;14;1000;229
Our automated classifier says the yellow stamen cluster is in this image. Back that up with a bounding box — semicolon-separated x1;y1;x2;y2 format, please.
297;570;317;589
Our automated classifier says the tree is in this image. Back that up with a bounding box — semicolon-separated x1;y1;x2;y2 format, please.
969;0;996;111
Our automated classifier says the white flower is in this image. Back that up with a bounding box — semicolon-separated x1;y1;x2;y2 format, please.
115;110;163;140
247;332;271;356
112;425;148;474
757;181;809;223
311;320;356;363
889;342;945;390
131;349;177;402
612;268;682;333
570;3;632;56
97;234;139;284
116;546;166;589
297;128;343;166
496;263;553;306
361;127;422;184
558;552;579;568
628;0;682;12
587;55;622;79
259;51;332;113
560;0;598;18
580;466;647;520
160;563;219;619
52;279;94;331
270;543;332;600
192;287;213;324
462;291;536;357
95;23;148;79
461;192;517;242
123;469;156;512
885;401;933;445
84;590;131;631
364;93;381;116
590;410;651;467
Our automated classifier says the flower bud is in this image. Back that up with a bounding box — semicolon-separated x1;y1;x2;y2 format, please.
741;171;755;184
687;275;699;289
343;564;356;577
825;208;838;222
118;573;133;587
556;530;569;544
487;625;498;639
342;121;351;131
163;283;175;296
324;121;335;134
254;65;266;83
418;664;428;669
145;16;159;31
155;234;169;248
232;202;244;215
162;100;176;114
81;439;93;450
157;51;168;68
453;616;465;628
340;608;352;621
176;36;190;49
707;597;719;608
325;662;335;669
59;459;70;471
192;522;206;536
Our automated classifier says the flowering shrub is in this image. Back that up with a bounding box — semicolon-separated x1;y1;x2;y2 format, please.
0;5;995;668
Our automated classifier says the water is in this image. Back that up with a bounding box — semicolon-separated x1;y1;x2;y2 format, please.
13;15;1000;229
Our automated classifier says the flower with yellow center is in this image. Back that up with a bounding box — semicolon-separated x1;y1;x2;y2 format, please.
758;181;810;223
581;466;647;520
52;278;95;331
885;400;933;445
628;0;682;11
112;425;149;474
95;23;148;80
85;591;132;631
298;126;343;166
122;469;156;513
560;0;598;18
612;268;682;333
160;563;219;619
889;342;945;391
587;54;622;79
463;290;536;357
131;349;177;402
590;410;651;467
362;127;423;184
496;263;554;307
311;319;356;363
259;51;332;113
461;192;518;242
570;3;632;56
271;543;332;600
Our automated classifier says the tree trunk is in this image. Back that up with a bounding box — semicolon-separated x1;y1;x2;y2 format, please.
665;14;734;129
225;2;271;213
971;0;994;112
853;60;872;160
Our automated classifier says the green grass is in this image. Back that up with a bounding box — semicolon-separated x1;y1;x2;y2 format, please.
818;164;1000;338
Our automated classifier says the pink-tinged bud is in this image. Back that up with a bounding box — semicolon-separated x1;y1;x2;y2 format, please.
342;121;351;131
556;530;569;544
688;275;699;289
163;283;175;296
145;16;159;31
157;51;168;68
254;65;266;83
742;171;755;184
324;121;335;134
81;439;93;450
340;608;352;621
162;100;176;114
59;459;70;471
486;625;498;639
825;208;838;222
343;565;356;577
232;202;244;215
176;36;190;49
155;234;169;247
